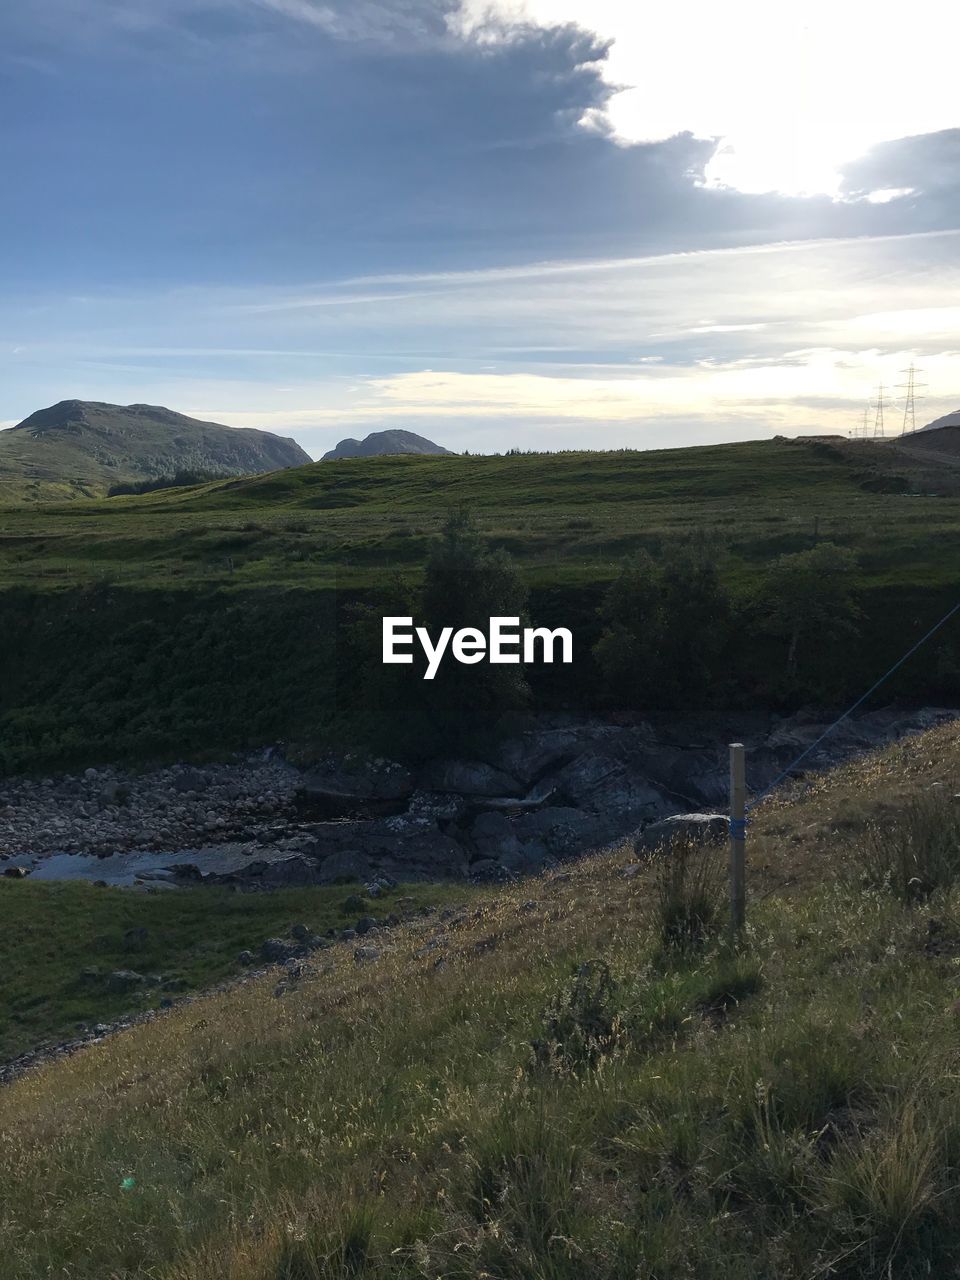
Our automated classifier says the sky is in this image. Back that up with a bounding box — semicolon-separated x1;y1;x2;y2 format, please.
1;0;959;456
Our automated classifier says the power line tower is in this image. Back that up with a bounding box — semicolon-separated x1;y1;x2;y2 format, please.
873;383;887;438
852;403;871;438
897;362;926;436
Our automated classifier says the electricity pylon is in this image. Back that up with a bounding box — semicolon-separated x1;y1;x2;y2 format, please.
897;363;926;436
873;383;886;438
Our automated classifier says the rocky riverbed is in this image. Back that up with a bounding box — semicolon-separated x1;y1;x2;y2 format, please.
1;705;957;888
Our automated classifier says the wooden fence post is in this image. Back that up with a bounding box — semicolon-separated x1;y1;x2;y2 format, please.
729;742;746;939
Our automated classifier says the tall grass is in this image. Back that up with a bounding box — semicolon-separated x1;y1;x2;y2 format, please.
845;789;960;901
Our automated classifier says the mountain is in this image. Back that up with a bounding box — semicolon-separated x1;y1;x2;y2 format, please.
0;400;311;500
918;409;960;432
321;429;453;460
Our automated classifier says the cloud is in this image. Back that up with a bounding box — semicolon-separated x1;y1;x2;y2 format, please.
451;1;960;199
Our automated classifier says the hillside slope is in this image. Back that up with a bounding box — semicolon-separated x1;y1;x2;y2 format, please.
2;720;960;1278
0;400;311;500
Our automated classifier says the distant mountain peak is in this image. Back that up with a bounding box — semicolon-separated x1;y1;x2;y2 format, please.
321;429;453;461
1;399;311;499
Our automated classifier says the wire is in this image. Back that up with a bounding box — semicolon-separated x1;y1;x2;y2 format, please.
746;598;960;811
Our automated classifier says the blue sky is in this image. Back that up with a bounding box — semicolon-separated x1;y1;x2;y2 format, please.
2;0;959;455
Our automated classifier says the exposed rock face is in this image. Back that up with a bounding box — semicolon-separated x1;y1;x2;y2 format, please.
1;706;956;888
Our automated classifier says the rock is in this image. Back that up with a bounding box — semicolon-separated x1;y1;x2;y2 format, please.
419;759;523;798
342;893;368;914
637;813;728;853
238;950;254;965
341;928;357;941
290;923;311;942
172;767;210;794
470;858;515;882
493;727;583;785
317;850;372;884
260;938;301;964
354;945;381;963
471;811;522;862
3;866;29;878
553;753;667;824
106;970;145;992
355;916;379;936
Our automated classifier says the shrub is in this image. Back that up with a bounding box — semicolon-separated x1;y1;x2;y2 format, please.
531;961;626;1072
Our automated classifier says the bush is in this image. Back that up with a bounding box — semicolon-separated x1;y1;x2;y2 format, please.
531;961;626;1072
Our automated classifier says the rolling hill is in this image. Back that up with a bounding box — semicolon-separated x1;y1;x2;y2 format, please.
0;400;311;500
321;428;453;460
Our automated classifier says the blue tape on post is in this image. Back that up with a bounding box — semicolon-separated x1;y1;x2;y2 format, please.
728;817;748;839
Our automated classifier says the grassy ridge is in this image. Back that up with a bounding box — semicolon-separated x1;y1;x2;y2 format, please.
0;439;957;772
2;721;960;1278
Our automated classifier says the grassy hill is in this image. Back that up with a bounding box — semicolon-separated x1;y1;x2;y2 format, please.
2;719;960;1278
0;436;957;772
0;400;311;501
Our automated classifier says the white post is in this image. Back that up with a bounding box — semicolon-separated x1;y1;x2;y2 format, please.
729;742;746;939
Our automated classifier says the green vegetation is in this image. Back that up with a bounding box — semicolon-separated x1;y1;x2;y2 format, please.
2;720;960;1278
0;438;958;772
343;510;531;756
0;400;309;502
0;879;474;1062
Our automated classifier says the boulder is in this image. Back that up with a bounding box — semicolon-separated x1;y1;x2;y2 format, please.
419;760;523;798
260;938;302;964
471;811;522;862
316;849;372;884
552;753;667;824
637;813;728;853
106;970;146;992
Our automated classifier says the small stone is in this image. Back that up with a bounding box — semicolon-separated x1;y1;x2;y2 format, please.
355;916;379;936
354;945;381;963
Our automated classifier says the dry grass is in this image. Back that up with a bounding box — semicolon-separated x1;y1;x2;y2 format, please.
1;720;959;1278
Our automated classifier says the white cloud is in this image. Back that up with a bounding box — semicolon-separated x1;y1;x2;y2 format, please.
453;0;960;198
5;230;960;449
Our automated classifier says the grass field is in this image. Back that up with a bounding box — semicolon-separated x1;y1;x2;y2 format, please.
0;879;474;1063
1;438;958;593
0;437;957;773
2;720;959;1278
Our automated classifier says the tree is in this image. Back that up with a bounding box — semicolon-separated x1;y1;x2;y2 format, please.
344;510;530;757
419;509;530;751
593;542;735;711
593;552;663;707
757;542;862;697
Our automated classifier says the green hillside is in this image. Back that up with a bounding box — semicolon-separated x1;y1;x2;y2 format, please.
0;437;957;772
2;720;960;1278
0;400;311;501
